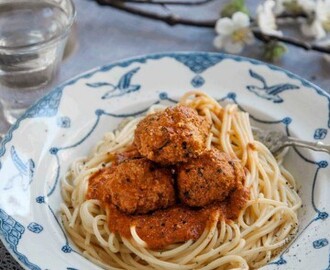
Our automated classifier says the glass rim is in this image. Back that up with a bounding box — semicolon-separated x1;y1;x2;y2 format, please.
0;0;76;51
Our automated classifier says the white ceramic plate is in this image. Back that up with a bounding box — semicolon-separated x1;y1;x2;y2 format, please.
0;52;329;270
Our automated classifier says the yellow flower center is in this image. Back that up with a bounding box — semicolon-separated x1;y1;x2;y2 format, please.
231;28;249;43
323;19;330;32
283;0;303;15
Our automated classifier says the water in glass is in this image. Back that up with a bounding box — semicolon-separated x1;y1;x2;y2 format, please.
0;1;69;89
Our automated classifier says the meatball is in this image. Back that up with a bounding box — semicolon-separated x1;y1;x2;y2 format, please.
87;167;114;201
107;158;175;214
114;144;141;164
134;106;210;164
177;148;245;207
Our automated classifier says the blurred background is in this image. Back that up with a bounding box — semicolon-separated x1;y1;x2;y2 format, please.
28;0;330;93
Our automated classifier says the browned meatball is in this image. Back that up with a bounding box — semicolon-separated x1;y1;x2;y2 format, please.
87;145;141;201
177;148;245;207
134;106;210;164
114;144;141;164
107;158;175;214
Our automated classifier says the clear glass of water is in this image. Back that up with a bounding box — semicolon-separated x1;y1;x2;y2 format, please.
0;0;75;124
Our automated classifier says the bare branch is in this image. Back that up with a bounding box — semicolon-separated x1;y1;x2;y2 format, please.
253;30;330;54
113;0;216;6
95;0;216;27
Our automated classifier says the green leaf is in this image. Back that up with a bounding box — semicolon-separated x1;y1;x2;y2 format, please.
263;41;287;62
220;0;249;18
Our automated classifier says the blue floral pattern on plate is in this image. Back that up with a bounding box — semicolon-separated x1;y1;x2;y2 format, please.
27;223;43;234
313;238;329;249
314;128;328;140
57;116;71;128
0;209;41;270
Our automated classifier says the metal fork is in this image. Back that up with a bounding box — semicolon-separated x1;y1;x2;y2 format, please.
252;127;330;157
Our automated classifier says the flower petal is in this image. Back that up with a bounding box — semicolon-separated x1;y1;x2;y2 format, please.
299;0;316;13
315;0;330;28
259;25;283;36
300;23;313;37
323;54;330;63
257;0;283;36
274;0;285;15
213;35;225;49
215;18;235;35
244;31;255;45
301;20;326;39
232;12;250;28
224;39;244;54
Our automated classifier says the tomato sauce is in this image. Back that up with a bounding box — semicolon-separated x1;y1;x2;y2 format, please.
86;147;249;250
87;180;249;250
106;204;219;250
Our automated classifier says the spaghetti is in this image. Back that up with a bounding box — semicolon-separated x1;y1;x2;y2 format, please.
61;91;301;270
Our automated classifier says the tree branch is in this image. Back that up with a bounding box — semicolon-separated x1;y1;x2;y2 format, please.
96;0;215;27
114;0;217;6
252;30;330;54
94;0;330;54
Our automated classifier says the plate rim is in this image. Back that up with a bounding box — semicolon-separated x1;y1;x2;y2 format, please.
1;51;329;160
0;51;329;270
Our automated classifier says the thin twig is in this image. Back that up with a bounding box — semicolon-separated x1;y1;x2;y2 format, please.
115;0;216;6
277;12;307;19
253;30;330;54
96;0;215;27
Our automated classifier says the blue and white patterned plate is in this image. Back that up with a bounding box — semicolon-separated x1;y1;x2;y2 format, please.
0;52;329;270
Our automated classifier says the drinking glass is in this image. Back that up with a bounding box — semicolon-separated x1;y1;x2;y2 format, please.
0;0;76;124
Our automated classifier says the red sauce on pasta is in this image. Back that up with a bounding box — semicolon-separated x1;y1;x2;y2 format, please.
87;174;249;250
86;106;250;250
106;204;218;250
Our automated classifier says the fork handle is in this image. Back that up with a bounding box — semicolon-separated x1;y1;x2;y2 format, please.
284;137;330;154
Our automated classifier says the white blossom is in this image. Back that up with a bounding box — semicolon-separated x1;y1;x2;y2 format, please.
301;20;326;39
300;0;317;13
213;12;255;54
315;38;330;62
301;0;330;39
257;0;283;36
274;0;287;15
317;0;330;32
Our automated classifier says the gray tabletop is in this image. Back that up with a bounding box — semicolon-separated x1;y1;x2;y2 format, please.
0;0;329;269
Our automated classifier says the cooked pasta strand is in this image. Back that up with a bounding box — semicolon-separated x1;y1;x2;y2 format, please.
61;91;301;270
